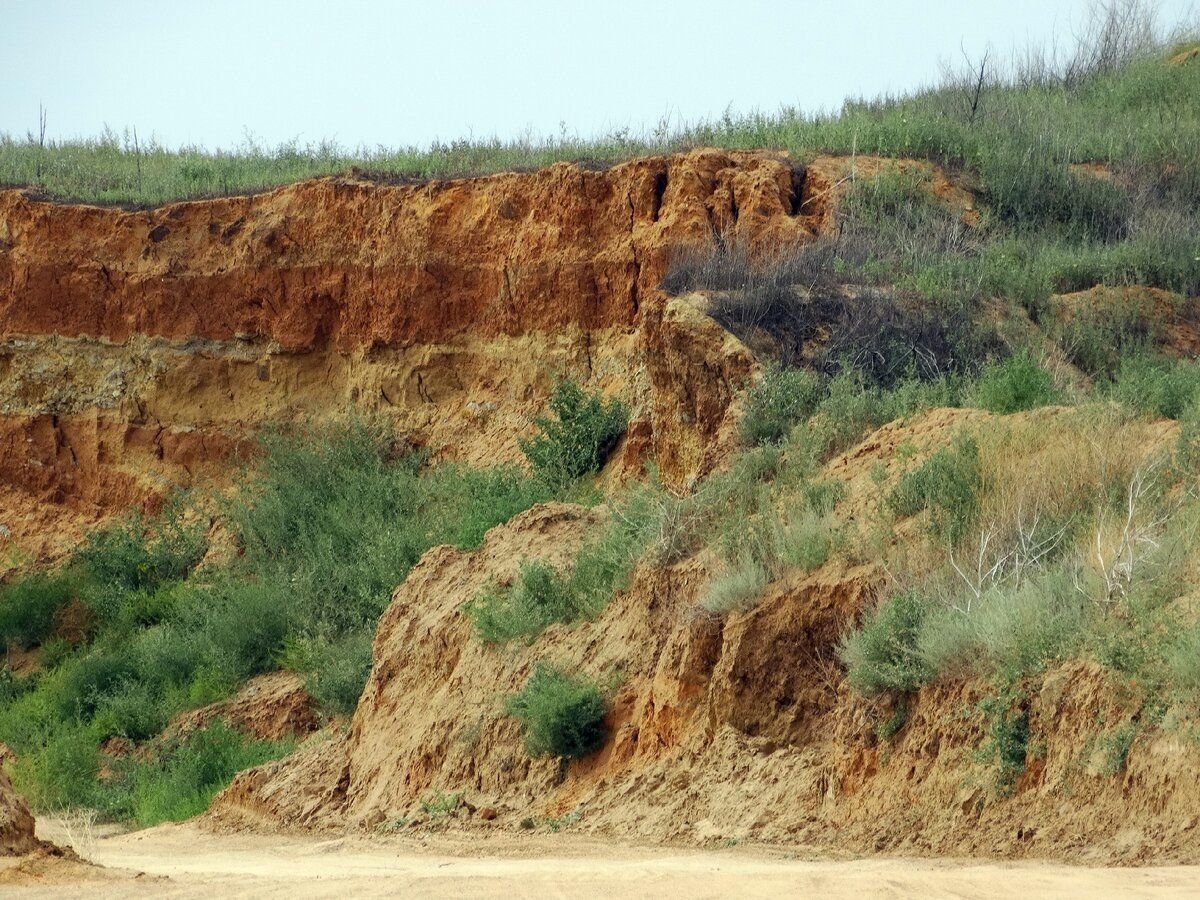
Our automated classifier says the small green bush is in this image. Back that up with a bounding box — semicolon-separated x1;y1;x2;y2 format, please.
0;571;79;649
179;578;291;683
92;679;173;742
299;629;374;717
120;720;293;827
1098;723;1137;776
839;591;932;696
887;434;982;542
1111;354;1200;420
701;557;769;613
78;496;207;608
774;510;835;572
740;366;825;446
916;572;1086;683
466;561;576;644
974;351;1060;414
437;465;552;549
979;697;1030;793
520;380;628;488
505;663;607;759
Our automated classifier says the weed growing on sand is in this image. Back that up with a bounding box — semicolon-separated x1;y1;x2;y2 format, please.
520;380;628;489
420;791;463;819
543;809;584;832
701;557;770;614
977;694;1030;794
1098;723;1138;776
973;352;1061;414
839;592;932;696
887;433;982;542
505;663;608;759
875;698;909;741
467;489;655;642
0;571;82;650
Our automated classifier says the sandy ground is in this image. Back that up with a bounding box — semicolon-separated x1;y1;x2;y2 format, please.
0;822;1198;899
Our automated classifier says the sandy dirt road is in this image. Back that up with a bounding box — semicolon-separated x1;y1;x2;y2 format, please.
4;821;1200;898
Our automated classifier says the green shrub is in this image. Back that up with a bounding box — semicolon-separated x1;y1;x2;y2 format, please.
1111;354;1200;420
92;679;173;742
1098;723;1137;776
979;696;1030;793
1054;293;1158;380
467;561;576;644
436;465;552;549
740;366;825;446
915;573;1087;683
974;352;1060;414
520;380;628;488
301;629;374;717
53;644;138;721
505;664;607;759
0;571;79;649
839;591;932;696
11;721;104;811
228;420;552;641
227;421;430;635
887;434;982;542
38;637;74;670
794;370;967;462
120;720;293;827
78;496;207;607
774;510;835;572
179;578;291;683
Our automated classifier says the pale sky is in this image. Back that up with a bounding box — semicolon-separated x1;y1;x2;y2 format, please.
2;0;1196;151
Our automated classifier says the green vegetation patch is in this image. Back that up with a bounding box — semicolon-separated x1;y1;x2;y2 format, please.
887;434;982;542
519;379;629;490
505;663;608;759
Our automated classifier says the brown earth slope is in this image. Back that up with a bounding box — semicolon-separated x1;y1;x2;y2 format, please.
0;149;859;560
211;411;1200;865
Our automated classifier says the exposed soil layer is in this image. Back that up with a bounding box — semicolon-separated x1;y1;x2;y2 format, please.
7;150;1199;867
2;149;854;557
167;672;320;744
0;767;43;857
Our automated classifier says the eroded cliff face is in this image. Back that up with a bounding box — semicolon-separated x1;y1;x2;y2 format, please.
0;149;826;560
211;494;1200;865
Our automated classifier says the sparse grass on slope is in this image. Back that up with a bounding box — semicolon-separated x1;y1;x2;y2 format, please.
2;6;1197;207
